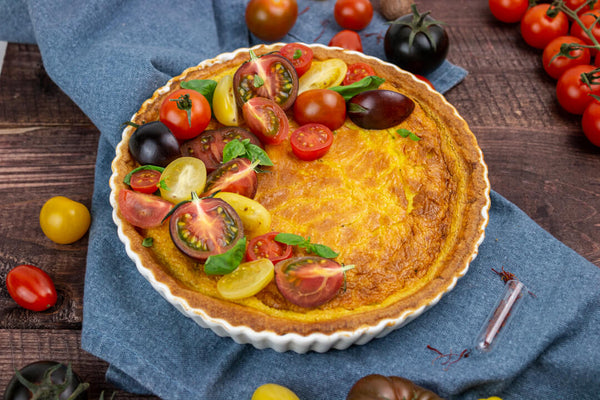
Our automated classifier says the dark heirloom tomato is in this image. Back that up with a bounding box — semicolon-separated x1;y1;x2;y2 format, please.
169;195;244;261
117;189;173;229
180;127;263;172
348;90;415;129
279;42;313;77
290;123;334;161
6;264;57;312
203;158;258;199
242;97;290;145
4;361;88;400
274;256;346;308
246;231;293;263
128;121;181;167
245;0;298;42
293;89;346;130
346;374;442;400
233;52;299;110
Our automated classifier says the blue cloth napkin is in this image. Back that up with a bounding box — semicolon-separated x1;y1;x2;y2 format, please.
2;1;599;399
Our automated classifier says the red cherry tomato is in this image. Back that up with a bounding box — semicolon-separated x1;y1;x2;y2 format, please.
290;123;334;161
488;0;529;23
570;9;600;47
242;97;290;145
159;89;211;141
6;264;57;312
542;36;591;79
279;43;314;77
520;4;569;49
129;168;162;194
329;30;363;52
203;158;259;199
246;232;293;263
582;100;600;146
564;0;599;15
414;74;434;89
343;62;376;85
293;89;346;131
117;189;174;229
334;0;373;31
245;0;298;41
556;64;600;115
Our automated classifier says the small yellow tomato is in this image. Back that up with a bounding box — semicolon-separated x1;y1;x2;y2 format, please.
251;383;300;400
298;59;347;94
479;397;503;400
159;157;207;203
213;192;271;237
213;74;240;126
40;196;91;244
217;259;274;300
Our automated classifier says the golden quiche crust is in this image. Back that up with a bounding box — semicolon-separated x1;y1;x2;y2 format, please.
111;44;490;338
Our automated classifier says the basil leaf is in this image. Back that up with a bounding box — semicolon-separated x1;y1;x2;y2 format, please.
310;243;339;258
222;139;247;163
246;143;273;166
180;79;218;105
275;233;306;246
123;165;164;185
223;139;273;166
396;128;421;141
142;237;154;247
330;76;386;101
204;237;247;275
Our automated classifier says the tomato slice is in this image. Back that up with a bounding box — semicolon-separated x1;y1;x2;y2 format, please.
233;52;299;110
298;59;348;94
242;97;289;145
216;259;275;299
246;231;293;263
203;158;258;199
129;169;162;194
343;62;376;85
279;43;314;77
290;123;334;161
169;196;244;261
117;189;174;229
159;157;207;203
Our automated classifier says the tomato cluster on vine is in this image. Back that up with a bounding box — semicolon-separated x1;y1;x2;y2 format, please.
489;0;600;146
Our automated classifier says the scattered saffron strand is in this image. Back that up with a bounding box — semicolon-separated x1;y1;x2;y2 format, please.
491;267;536;298
314;19;330;42
299;6;310;16
426;345;471;371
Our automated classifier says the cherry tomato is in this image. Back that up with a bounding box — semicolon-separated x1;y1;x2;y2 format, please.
334;0;374;31
217;259;275;300
564;0;599;15
246;232;293;263
275;256;347;308
582;100;600;146
298;59;348;93
6;264;57;312
293;89;346;130
347;374;443;400
128;121;181;167
542;36;591;80
343;62;376;85
159;89;211;140
214;192;272;237
4;361;87;400
233;52;299;110
169;195;244;261
290;123;334;161
570;9;600;46
414;74;434;89
279;42;313;77
180;126;263;173
245;0;298;41
159;157;207;203
488;0;529;23
118;188;173;229
242;97;290;145
556;64;600;114
39;196;91;244
129;168;162;194
252;383;300;400
204;158;258;199
329;30;363;52
520;5;569;49
212;74;240;126
348;90;415;129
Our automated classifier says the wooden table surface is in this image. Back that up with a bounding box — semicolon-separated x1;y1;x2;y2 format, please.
1;1;599;399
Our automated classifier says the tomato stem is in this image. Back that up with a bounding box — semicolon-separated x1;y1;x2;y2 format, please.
170;93;193;127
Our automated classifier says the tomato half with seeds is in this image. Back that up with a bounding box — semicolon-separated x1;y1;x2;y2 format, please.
279;43;313;77
169;195;244;261
343;62;376;85
290;123;334;161
129;168;162;194
203;158;258;199
159;89;211;140
159;157;207;203
298;59;348;94
6;264;57;312
118;189;174;229
217;258;275;300
242;97;289;145
274;256;346;308
293;89;346;130
233;52;298;110
246;231;293;263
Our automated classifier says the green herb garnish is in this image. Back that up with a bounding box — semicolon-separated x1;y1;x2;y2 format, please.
204;236;247;275
330;76;385;101
222;138;273;166
275;233;339;258
142;237;154;247
396;128;422;141
180;79;218;105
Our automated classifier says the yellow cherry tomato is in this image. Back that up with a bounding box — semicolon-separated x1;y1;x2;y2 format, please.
479;397;503;400
251;383;300;400
159;157;207;203
217;259;274;300
213;74;240;126
298;59;347;94
39;196;91;244
213;191;271;237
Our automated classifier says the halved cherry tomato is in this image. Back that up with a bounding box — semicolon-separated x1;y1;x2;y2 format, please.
169;195;244;261
242;97;289;145
245;0;298;42
129;169;162;194
159;89;211;140
246;231;293;263
118;189;174;229
6;264;57;312
180;127;263;173
159;157;207;203
212;74;240;126
233;52;298;110
203;158;258;199
274;256;347;308
298;59;348;94
217;259;275;300
334;0;373;31
520;4;569;49
290;123;334;161
214;192;272;237
329;30;363;52
542;36;591;80
556;64;600;114
293;89;346;130
279;43;314;77
343;62;376;85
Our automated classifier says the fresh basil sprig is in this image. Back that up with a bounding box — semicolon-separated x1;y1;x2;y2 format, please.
274;233;339;258
204;236;247;275
123;165;164;185
180;79;218;105
329;76;386;101
223;138;273;166
396;128;421;141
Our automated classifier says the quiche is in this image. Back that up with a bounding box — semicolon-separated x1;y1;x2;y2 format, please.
110;43;490;352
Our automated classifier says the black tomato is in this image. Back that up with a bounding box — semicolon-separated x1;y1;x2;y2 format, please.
128;121;181;167
233;51;298;110
203;158;258;199
180;127;263;173
348;90;415;130
169;194;244;262
383;5;449;75
4;361;88;400
346;374;442;400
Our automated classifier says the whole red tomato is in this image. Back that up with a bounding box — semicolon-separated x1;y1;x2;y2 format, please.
582;100;600;146
245;0;298;41
488;0;529;23
556;64;600;114
334;0;373;31
329;30;363;52
520;4;569;49
293;89;347;130
159;89;211;140
570;9;600;46
6;264;57;312
542;35;591;79
564;0;600;15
